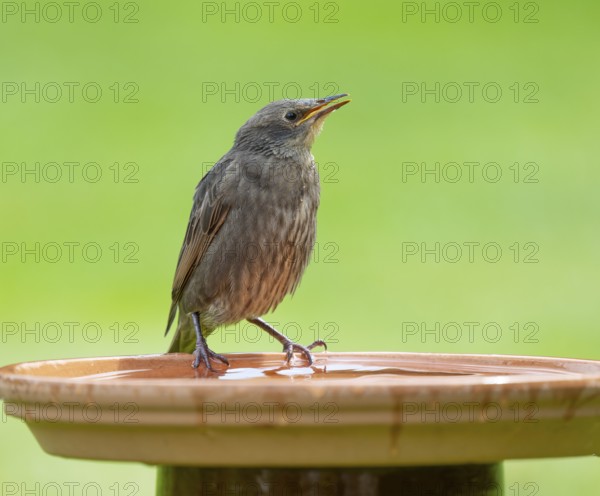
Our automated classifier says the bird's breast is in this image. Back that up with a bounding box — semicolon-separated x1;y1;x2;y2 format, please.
241;158;319;205
199;158;320;323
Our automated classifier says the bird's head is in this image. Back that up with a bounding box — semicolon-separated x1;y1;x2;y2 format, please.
233;94;350;156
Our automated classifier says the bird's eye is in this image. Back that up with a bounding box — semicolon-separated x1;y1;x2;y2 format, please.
284;111;298;121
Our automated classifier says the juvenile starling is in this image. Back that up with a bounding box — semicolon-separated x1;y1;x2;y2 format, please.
165;94;350;370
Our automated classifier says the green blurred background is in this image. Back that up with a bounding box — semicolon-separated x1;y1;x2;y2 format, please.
1;0;599;493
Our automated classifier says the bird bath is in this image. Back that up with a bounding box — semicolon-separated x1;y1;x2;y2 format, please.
1;352;599;495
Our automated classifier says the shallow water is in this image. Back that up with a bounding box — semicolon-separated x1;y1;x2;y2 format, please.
69;353;579;382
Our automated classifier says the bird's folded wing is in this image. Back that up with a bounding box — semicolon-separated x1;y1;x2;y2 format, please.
165;162;232;334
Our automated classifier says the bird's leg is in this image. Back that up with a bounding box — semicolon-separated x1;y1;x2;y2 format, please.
247;317;327;365
191;312;229;370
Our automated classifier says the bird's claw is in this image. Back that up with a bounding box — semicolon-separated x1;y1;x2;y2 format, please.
307;339;327;351
282;340;327;366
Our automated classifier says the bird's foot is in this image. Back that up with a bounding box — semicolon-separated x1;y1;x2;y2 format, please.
190;312;229;371
282;339;327;365
192;345;229;371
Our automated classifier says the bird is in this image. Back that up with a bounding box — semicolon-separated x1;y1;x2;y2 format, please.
165;94;350;370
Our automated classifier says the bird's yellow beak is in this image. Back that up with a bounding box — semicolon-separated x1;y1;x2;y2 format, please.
296;94;351;125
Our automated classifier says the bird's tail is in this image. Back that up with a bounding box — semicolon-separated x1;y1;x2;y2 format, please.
165;302;178;337
167;311;196;354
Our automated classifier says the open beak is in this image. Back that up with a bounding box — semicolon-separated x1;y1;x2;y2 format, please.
296;93;351;125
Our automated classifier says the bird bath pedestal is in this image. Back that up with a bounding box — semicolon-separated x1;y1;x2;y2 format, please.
1;352;599;495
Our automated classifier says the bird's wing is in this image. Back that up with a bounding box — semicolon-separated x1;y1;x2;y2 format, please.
165;162;232;334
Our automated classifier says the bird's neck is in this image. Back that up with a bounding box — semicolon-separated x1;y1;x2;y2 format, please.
234;135;312;162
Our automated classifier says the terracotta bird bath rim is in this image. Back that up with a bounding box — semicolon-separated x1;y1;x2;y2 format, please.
0;351;598;468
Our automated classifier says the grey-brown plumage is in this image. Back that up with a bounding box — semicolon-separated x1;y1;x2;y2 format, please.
165;94;350;369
